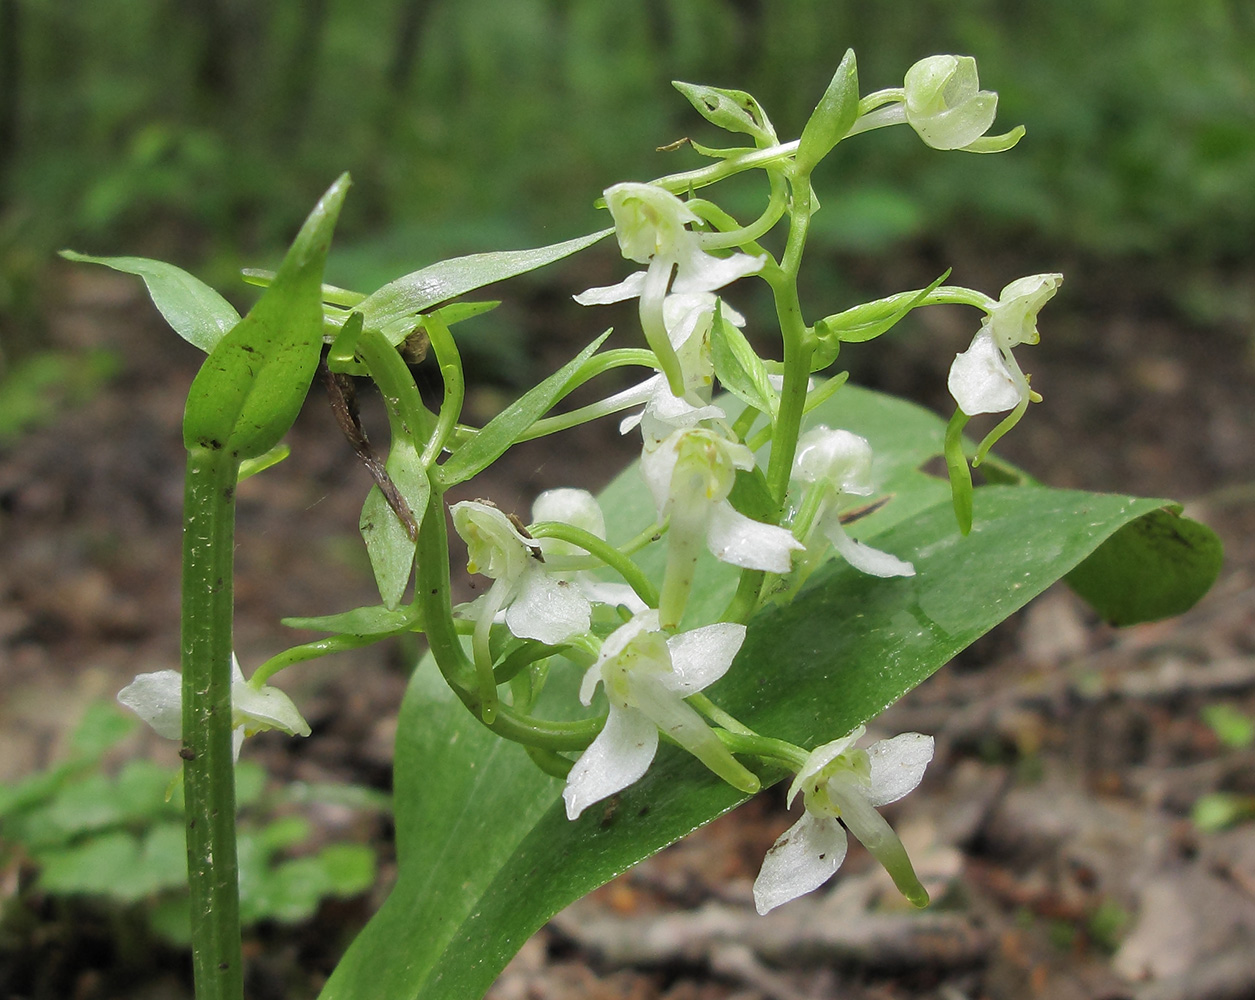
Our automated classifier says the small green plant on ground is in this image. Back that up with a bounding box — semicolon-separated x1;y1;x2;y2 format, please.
0;701;381;948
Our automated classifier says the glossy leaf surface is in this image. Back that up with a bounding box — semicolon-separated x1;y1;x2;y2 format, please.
357;229;611;341
322;384;1219;1000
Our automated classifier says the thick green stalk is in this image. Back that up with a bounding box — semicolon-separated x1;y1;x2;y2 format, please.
180;447;243;1000
764;180;818;504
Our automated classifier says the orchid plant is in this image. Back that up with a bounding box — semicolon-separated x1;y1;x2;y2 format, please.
64;50;1220;1000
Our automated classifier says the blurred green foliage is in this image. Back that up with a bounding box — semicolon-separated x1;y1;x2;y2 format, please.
2;0;1253;322
0;701;384;947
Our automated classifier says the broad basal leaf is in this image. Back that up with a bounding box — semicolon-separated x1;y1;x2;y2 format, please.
322;384;1219;1000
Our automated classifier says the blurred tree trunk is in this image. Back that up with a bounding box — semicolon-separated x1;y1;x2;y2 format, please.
388;0;434;95
188;0;237;112
277;0;328;145
0;0;19;194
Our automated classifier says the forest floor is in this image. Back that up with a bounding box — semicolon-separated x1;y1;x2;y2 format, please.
3;248;1255;1000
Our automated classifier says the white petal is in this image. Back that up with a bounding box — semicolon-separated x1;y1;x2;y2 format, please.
118;670;184;740
787;727;865;805
638;434;682;515
627;676;748;788
505;568;591;644
577;578;648;614
532;488;605;560
823;517;916;578
753;812;848;914
866;733;934;807
563;705;658;820
672;242;765;294
706;502;803;572
572;270;647;305
947;327;1022;415
232;681;311;737
664;622;746;695
792;426;875;495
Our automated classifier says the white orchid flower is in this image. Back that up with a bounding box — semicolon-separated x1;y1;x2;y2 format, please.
902;55;999;150
530;487;646;614
451;499;592;649
563;610;756;820
117;655;311;760
792;426;915;578
613;292;738;447
574;183;765;396
850;55;1023;154
948;273;1062;417
642;426;803;627
753;726;933;914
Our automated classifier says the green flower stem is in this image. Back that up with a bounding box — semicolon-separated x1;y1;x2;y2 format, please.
686;692;754;736
519;393;647;442
524;744;575;779
493;641;566;685
693;173;788;250
249;633;385;687
945;409;974;535
730;402;763;443
415;480;603;750
418;313;464;468
655;139;800;195
788;482;827;544
720;568;765;624
714;729;810;771
355;327;436;449
180;447;243;1000
617;517;666;557
526;521;660;609
763;179;818;505
820;285;995;328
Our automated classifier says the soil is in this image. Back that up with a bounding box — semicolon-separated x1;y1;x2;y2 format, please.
3;249;1255;1000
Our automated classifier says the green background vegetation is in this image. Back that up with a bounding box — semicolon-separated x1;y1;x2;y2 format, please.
2;0;1253;348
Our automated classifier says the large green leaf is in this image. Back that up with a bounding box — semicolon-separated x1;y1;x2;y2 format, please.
356;229;611;342
59;251;241;353
321;385;1219;1000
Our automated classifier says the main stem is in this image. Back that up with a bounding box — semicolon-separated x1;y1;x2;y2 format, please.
181;447;243;1000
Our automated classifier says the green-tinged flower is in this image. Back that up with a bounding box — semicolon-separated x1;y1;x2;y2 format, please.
850;55;1023;154
792;426;915;578
451;499;593;646
600;292;735;447
903;55;998;150
753;727;933;914
117;655;310;759
642;427;802;627
563;610;756;820
948;273;1061;419
531;487;646;613
575;183;764;396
